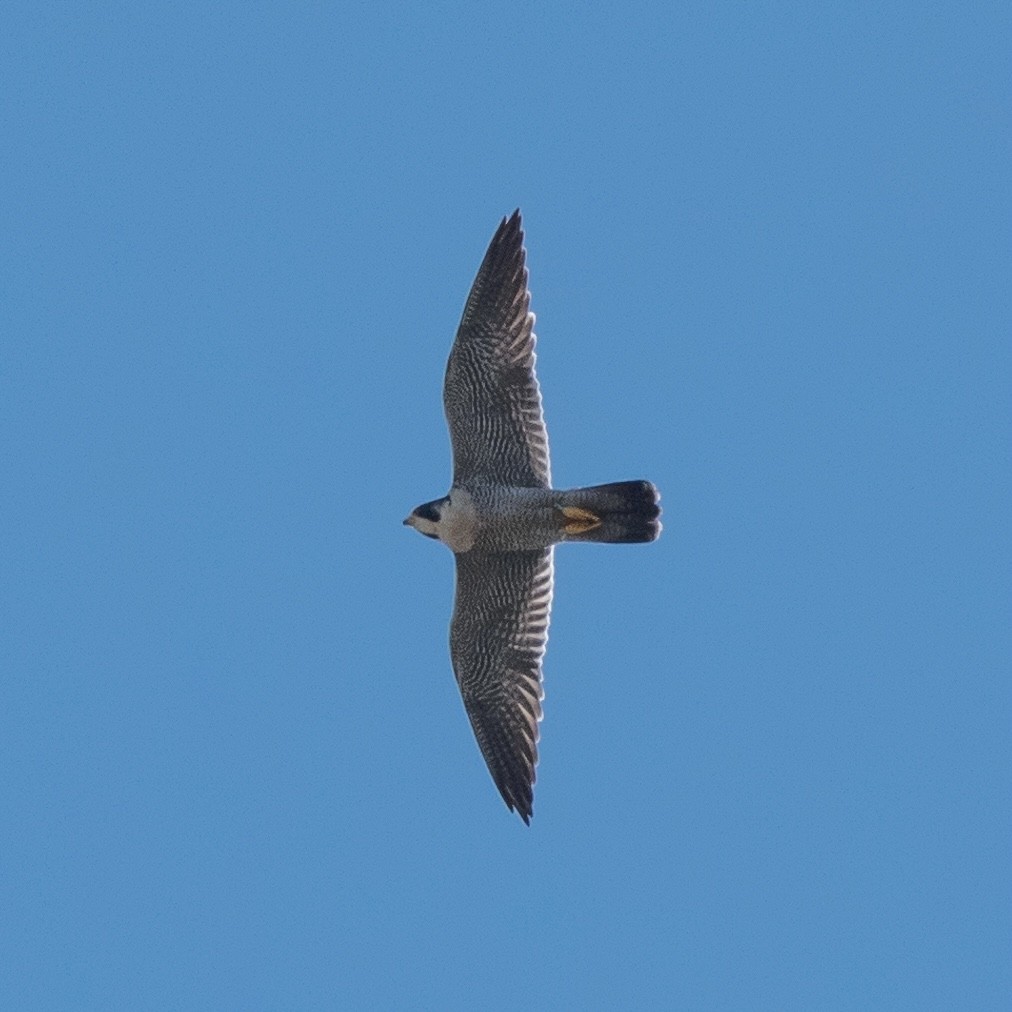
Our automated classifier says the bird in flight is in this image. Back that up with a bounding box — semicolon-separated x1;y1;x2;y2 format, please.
404;210;661;823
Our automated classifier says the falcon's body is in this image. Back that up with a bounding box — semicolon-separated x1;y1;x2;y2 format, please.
405;211;660;823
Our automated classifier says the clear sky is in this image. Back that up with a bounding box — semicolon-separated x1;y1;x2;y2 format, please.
3;3;1009;1008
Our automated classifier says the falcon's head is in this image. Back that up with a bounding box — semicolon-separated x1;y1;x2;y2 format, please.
403;498;448;540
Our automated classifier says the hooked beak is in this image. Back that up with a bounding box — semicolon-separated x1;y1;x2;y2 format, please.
402;514;415;527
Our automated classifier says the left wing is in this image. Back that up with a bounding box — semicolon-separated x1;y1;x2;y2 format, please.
443;211;551;488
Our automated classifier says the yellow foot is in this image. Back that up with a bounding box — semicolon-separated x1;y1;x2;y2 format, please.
560;505;602;535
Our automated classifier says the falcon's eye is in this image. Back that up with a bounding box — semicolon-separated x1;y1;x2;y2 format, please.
416;502;442;523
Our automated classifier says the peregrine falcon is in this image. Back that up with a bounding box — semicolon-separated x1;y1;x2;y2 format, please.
404;210;661;823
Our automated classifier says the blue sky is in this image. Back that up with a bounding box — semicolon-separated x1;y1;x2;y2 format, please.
3;3;1009;1008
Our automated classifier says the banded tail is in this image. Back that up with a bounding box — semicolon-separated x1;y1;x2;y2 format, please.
558;480;662;544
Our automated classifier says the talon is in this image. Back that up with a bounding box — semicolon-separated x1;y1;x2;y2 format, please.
560;505;602;535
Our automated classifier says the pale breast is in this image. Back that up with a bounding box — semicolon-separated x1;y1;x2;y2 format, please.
440;488;477;554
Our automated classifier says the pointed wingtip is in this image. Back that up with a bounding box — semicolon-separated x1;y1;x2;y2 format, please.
508;788;534;825
499;207;523;236
495;773;535;825
475;210;527;284
496;208;522;237
510;800;533;826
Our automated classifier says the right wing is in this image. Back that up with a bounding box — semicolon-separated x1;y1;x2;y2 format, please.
449;547;554;823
